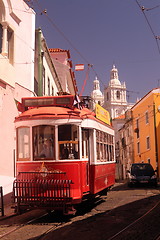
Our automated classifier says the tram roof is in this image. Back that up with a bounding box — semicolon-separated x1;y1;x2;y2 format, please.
15;105;95;121
15;95;113;128
15;105;113;127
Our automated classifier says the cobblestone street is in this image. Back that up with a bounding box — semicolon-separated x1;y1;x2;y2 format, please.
1;182;160;240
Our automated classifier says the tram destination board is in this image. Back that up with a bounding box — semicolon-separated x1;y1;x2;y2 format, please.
22;95;74;109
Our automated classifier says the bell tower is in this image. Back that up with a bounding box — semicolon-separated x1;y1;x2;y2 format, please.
103;65;127;119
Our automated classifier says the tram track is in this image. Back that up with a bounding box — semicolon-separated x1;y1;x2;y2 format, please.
0;184;160;240
0;197;109;240
0;194;112;239
37;188;160;240
107;188;160;240
0;211;53;239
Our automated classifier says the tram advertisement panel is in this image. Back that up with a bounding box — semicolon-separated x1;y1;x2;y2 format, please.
95;104;111;125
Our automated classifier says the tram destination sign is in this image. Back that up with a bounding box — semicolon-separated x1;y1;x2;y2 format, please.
21;95;74;110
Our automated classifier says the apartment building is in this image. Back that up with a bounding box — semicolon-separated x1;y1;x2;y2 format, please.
132;88;160;177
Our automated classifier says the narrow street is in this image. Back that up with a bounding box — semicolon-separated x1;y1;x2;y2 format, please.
1;181;160;240
1;1;160;239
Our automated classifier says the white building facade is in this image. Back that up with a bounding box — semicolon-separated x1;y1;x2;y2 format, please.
34;29;62;97
0;0;35;196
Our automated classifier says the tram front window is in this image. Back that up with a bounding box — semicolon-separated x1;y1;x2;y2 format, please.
33;125;55;160
17;127;30;161
58;125;79;160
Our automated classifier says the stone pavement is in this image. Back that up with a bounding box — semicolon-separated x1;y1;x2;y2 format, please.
0;192;16;221
0;203;15;220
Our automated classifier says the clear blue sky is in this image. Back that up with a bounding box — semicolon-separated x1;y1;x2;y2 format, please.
29;0;160;103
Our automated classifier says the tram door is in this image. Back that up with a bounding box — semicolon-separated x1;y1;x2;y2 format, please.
82;129;90;193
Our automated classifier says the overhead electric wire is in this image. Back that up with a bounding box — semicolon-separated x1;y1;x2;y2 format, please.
29;0;160;96
135;0;160;55
33;1;89;63
141;5;160;12
32;0;105;89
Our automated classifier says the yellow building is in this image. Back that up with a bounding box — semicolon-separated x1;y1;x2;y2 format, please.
132;89;160;178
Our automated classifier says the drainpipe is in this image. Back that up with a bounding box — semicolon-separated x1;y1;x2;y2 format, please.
37;28;43;96
153;101;159;178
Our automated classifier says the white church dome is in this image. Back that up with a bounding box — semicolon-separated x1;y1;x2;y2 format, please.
91;89;103;97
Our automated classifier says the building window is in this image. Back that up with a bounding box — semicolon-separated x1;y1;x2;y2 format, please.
43;67;45;95
136;119;139;138
0;23;14;63
7;26;14;62
34;78;38;95
48;77;50;95
145;111;149;124
0;24;2;53
146;136;150;149
121;137;126;148
51;86;54;96
116;90;120;99
106;92;109;101
137;142;140;154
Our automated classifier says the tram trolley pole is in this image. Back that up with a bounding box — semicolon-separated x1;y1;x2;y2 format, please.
0;186;4;216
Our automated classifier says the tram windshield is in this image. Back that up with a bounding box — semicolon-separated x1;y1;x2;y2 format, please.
17;124;80;161
58;125;79;160
33;125;55;160
33;124;79;160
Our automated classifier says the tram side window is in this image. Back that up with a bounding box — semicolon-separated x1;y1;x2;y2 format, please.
17;127;30;161
82;129;89;158
96;131;104;161
96;130;114;162
58;125;79;160
33;125;55;160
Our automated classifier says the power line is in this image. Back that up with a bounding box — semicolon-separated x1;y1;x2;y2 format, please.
32;0;106;89
141;5;160;12
33;2;88;62
135;0;160;55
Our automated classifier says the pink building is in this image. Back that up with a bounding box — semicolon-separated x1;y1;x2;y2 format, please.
0;0;35;196
0;1;78;200
49;48;78;95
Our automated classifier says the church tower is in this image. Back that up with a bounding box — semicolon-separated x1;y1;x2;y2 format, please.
91;76;104;109
103;65;127;119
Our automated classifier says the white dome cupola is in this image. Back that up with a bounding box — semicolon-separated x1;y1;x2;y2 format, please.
91;76;104;109
91;76;103;97
109;65;121;86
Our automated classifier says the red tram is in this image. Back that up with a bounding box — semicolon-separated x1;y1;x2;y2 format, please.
13;95;115;214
